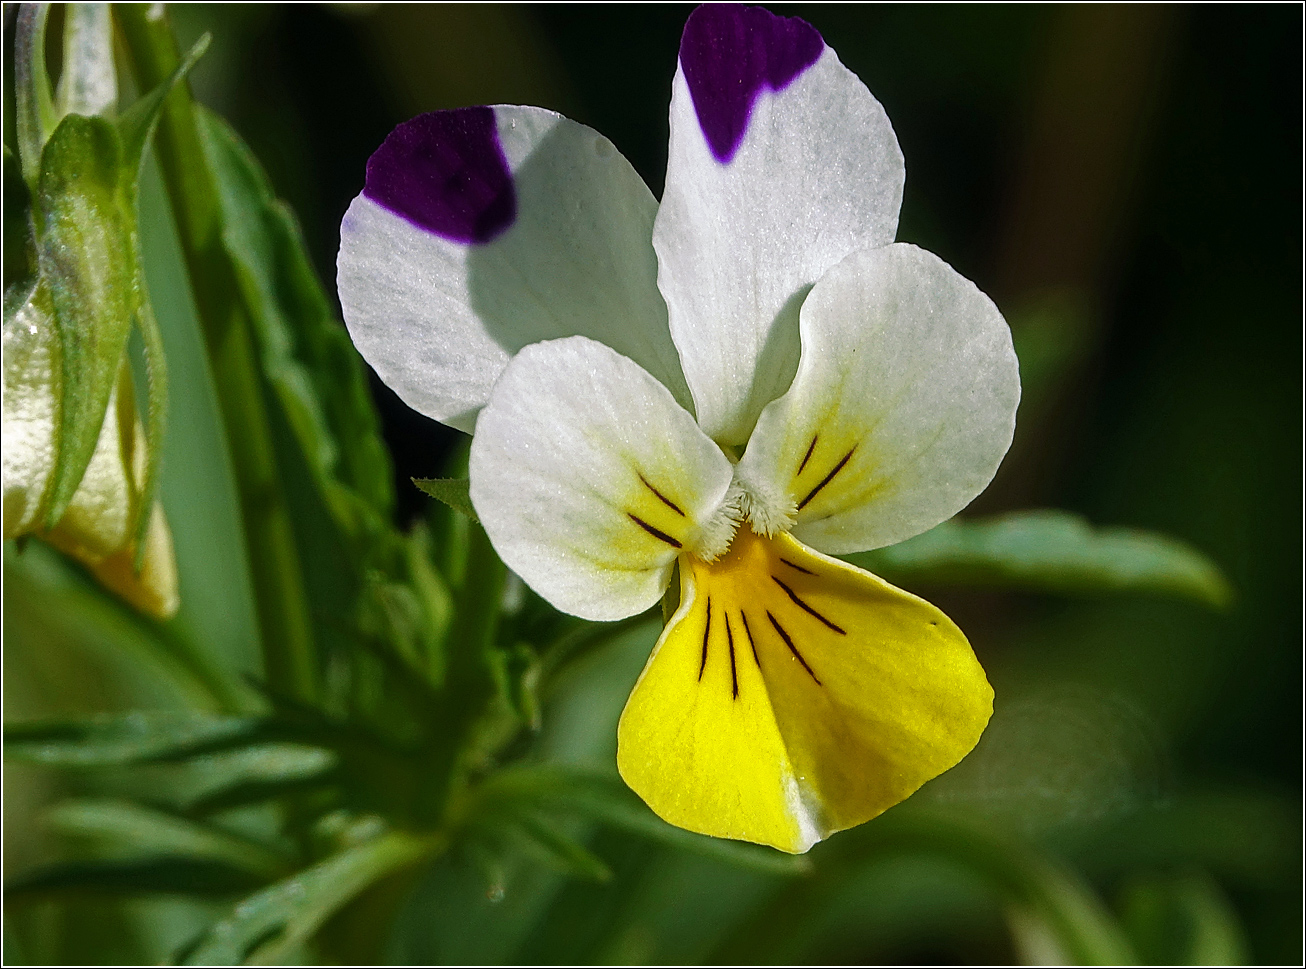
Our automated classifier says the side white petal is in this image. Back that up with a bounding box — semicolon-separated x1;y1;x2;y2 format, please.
338;105;689;433
469;337;736;621
737;244;1020;554
655;37;904;445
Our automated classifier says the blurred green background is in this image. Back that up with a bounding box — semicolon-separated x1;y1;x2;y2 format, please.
5;4;1300;964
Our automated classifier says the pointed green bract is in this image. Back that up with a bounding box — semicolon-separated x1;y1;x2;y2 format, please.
413;476;477;522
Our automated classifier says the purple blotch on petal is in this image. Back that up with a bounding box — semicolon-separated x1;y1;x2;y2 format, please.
679;4;824;164
363;106;516;244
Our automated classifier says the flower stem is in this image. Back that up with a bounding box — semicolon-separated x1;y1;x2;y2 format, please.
114;4;316;705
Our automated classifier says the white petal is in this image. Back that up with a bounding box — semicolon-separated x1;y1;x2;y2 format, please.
654;6;905;446
3;284;59;538
736;244;1020;554
469;337;737;621
338;105;689;433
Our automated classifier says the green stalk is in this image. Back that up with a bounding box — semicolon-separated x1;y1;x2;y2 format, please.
420;523;505;825
113;4;316;704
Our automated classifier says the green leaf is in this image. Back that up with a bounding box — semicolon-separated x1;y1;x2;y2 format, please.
3;713;266;766
4;857;265;898
712;807;1133;965
1118;872;1249;966
36;113;136;527
413;477;478;523
196;107;395;541
478;766;810;877
14;3;56;194
47;798;288;878
844;510;1232;608
182;831;437;965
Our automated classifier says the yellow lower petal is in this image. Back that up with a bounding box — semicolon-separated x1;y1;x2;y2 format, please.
616;528;992;853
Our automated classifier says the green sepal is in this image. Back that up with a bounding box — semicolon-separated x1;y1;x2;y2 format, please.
413;476;479;523
33;32;208;542
36;112;136;528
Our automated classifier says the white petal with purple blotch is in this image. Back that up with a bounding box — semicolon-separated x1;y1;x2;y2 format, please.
736;244;1020;554
469;337;737;622
654;5;906;447
338;105;689;433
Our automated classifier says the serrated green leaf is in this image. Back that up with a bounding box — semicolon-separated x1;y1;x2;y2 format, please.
4;857;265;898
196;107;394;541
36;112;136;527
183;831;436;965
413;477;478;523
844;510;1232;608
47;798;288;878
478;766;810;877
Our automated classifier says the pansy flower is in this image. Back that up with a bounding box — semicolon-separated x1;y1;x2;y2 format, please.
338;5;1019;853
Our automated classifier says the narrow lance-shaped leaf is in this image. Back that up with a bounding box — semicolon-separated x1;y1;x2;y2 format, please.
183;831;437;965
844;510;1232;608
182;743;339;816
47;797;289;879
3;713;268;766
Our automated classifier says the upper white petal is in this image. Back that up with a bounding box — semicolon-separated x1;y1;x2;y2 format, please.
736;244;1020;554
655;44;905;446
338;105;689;433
